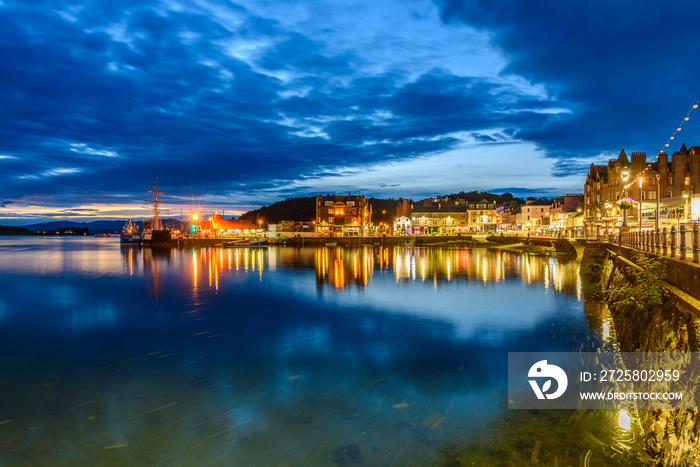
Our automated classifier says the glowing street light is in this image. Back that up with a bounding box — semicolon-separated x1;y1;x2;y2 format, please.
621;171;630;228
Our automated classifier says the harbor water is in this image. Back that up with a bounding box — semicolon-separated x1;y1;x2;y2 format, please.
0;236;645;465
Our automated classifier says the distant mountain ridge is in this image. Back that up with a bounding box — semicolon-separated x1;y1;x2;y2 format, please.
22;219;186;234
22;220;129;233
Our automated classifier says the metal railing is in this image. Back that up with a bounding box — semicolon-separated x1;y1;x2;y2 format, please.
619;224;700;263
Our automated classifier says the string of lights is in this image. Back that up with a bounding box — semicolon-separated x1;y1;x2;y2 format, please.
623;97;700;190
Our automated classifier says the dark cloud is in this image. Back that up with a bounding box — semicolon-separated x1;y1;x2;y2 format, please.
434;0;700;167
1;0;568;216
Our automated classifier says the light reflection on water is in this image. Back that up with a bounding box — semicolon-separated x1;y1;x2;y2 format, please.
0;237;644;465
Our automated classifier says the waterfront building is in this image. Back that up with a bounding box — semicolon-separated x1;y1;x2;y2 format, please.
408;198;497;234
393;215;413;235
583;144;700;235
267;220;316;239
466;199;498;231
515;200;552;233
496;200;524;231
550;194;584;237
315;194;371;237
205;214;260;237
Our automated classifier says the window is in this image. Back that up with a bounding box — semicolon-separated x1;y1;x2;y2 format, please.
685;176;691;185
328;208;334;214
649;191;656;200
325;201;334;206
641;191;646;200
347;201;355;206
668;191;673;198
668;177;673;185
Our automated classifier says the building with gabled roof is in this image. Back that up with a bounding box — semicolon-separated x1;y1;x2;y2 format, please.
583;144;700;235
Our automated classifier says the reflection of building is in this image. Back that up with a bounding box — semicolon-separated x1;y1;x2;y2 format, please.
315;194;372;237
314;247;374;289
584;145;700;234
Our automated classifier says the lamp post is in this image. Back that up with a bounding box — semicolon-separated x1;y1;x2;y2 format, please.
655;173;660;231
638;177;643;232
683;192;690;226
621;171;630;229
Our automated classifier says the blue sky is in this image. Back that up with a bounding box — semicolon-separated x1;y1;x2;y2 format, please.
1;0;699;225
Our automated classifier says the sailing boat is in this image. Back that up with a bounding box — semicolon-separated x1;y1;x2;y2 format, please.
142;178;174;248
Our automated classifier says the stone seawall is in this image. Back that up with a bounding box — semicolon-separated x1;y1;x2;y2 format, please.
582;245;700;466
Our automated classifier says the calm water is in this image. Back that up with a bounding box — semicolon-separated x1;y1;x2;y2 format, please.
0;237;645;465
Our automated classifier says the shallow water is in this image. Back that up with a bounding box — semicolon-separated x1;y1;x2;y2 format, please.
0;237;645;465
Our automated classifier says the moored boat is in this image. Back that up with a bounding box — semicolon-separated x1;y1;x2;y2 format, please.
120;219;141;245
223;239;268;248
142;179;174;248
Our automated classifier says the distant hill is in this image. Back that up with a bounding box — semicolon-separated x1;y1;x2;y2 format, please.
442;191;525;204
240;197;317;224
22;219;185;234
0;225;32;235
22;220;125;234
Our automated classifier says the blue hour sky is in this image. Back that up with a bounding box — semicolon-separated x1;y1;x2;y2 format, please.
2;0;699;224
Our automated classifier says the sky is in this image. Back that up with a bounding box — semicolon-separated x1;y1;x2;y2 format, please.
2;0;700;225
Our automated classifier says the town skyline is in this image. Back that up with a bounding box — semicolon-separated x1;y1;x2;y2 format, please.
2;1;700;225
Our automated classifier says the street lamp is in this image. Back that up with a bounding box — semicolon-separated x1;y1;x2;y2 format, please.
621;171;630;228
638;177;643;232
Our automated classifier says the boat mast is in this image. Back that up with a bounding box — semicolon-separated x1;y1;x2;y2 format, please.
145;178;167;230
